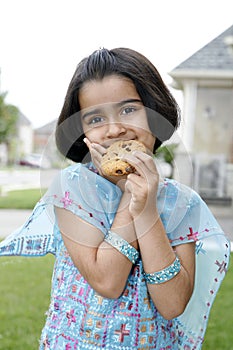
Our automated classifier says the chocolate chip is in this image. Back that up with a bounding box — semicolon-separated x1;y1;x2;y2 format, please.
125;166;134;173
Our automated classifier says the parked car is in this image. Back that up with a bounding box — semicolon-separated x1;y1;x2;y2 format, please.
19;153;51;169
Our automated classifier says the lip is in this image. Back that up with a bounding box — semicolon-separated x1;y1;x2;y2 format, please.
103;139;136;148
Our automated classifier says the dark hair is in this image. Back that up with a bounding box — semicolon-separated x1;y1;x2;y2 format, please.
56;47;181;162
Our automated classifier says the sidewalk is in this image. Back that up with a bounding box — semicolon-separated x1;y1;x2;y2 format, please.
0;207;232;249
0;209;32;238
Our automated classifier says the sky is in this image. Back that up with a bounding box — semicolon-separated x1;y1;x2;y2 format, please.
0;0;232;128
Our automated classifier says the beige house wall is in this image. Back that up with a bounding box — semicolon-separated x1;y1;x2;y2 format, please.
18;125;34;156
194;87;233;160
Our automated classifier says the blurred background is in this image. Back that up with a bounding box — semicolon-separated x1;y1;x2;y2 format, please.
0;2;232;348
0;0;232;243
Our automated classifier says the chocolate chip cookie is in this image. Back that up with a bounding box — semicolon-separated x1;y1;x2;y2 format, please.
101;140;147;176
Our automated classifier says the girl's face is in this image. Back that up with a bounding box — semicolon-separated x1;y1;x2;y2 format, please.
79;75;155;152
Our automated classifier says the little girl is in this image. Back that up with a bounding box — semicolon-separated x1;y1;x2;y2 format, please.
0;47;230;349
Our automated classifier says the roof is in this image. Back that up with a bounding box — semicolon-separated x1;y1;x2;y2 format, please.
171;24;233;73
34;119;56;135
17;111;31;126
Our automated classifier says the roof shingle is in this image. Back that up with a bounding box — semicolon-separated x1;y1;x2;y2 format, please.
173;24;233;71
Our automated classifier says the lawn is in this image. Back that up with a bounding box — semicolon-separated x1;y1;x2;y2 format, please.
0;255;54;350
202;253;233;350
0;188;45;209
0;254;232;349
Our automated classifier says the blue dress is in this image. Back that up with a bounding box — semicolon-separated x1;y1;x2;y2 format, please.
0;163;230;349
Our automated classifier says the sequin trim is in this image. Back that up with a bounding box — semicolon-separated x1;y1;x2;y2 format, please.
104;230;139;264
143;256;181;284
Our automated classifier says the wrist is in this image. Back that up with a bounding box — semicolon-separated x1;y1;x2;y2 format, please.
133;209;161;239
131;203;159;222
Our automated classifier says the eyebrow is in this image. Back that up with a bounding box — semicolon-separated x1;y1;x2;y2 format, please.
81;108;102;120
81;99;142;120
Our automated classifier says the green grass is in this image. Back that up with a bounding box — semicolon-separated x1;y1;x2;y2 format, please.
0;254;232;349
0;188;45;209
202;254;233;350
0;255;54;350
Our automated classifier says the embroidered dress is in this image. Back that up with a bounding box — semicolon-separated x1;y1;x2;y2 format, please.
0;163;230;349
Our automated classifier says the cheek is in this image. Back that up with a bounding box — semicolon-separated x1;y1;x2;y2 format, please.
134;112;152;133
135;125;155;149
83;127;104;143
142;133;155;151
148;135;156;151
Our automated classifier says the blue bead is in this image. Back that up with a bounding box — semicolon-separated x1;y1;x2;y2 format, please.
104;230;139;264
143;257;181;284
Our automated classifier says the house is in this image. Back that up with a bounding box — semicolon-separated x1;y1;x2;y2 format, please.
169;24;233;202
34;119;65;168
34;119;56;154
0;111;33;165
17;111;34;156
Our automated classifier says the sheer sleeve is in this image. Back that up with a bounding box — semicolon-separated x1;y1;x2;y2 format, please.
0;163;122;256
158;179;231;343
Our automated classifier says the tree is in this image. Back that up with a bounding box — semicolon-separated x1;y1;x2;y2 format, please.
0;91;19;144
0;91;19;165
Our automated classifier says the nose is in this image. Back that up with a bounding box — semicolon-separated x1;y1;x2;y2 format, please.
106;122;126;138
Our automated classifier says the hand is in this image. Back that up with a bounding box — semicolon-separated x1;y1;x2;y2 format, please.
123;151;159;218
84;138;127;190
84;138;106;175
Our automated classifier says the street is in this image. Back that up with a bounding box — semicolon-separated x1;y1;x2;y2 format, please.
0;168;59;191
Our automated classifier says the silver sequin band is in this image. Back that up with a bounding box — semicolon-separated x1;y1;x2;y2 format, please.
104;230;139;264
143;256;181;284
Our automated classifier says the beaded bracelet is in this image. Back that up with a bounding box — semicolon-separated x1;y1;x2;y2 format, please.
143;256;181;284
104;230;139;264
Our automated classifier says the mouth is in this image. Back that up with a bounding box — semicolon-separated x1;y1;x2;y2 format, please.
103;139;137;148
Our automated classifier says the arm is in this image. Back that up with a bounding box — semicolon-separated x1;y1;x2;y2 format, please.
136;213;195;320
55;190;138;299
123;151;195;320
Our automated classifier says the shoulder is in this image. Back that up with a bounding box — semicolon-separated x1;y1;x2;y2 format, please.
43;162;94;208
61;162;92;177
53;162;96;185
158;178;201;206
157;178;205;233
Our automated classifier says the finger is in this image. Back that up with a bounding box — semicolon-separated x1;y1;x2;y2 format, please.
83;138;107;156
125;178;134;193
83;139;103;174
127;174;149;193
90;142;107;156
132;151;158;174
122;152;158;178
126;178;147;208
83;137;91;150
